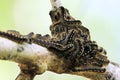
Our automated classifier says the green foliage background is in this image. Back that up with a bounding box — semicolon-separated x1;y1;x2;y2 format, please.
0;0;120;80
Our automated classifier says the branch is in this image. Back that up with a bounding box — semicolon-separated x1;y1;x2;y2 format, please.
0;36;64;79
50;0;62;10
0;36;120;80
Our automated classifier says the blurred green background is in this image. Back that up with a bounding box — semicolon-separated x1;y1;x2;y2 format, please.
0;0;120;80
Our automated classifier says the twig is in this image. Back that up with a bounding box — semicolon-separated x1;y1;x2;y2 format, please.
50;0;62;10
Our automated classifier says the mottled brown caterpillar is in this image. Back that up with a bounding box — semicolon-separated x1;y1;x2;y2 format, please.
31;6;109;73
0;30;33;44
0;6;110;73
